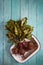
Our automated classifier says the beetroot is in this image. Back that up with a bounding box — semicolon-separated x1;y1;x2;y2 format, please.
28;42;35;50
23;41;29;48
19;48;25;55
12;47;18;54
18;42;23;49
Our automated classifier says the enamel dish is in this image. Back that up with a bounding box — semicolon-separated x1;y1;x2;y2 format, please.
10;35;40;63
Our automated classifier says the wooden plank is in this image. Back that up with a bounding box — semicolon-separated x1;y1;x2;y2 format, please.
36;0;43;65
28;0;37;65
21;0;29;65
0;0;4;65
21;0;28;18
12;0;21;20
4;0;11;22
11;0;21;65
0;0;4;29
0;30;3;65
36;0;43;49
28;0;36;35
3;0;11;65
37;50;43;65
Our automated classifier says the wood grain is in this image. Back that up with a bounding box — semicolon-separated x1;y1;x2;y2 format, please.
0;0;43;65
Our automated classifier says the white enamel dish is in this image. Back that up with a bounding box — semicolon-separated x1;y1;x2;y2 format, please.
10;35;40;63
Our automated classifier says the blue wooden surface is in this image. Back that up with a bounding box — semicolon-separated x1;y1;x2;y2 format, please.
0;0;43;65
